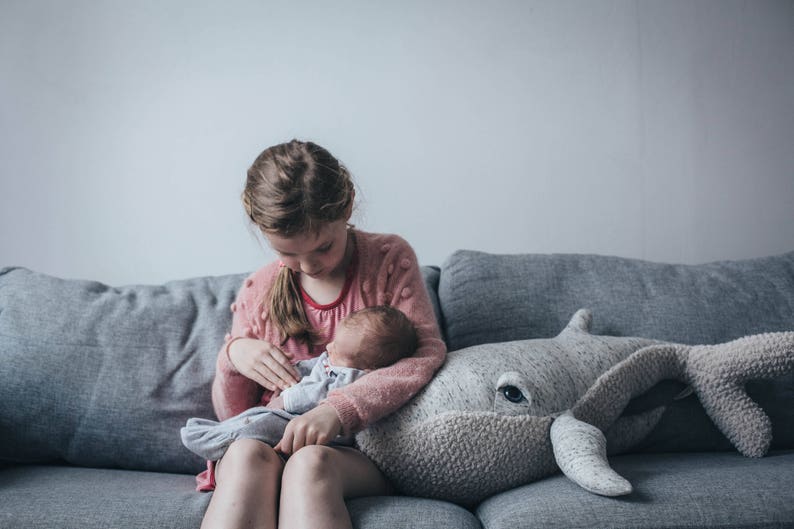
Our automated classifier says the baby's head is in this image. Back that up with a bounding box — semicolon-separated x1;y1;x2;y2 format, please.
327;306;418;371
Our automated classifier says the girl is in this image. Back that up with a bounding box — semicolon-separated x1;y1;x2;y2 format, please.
199;140;446;529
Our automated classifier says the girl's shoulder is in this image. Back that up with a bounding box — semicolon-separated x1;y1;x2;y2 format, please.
354;229;411;246
353;230;421;285
354;230;416;261
235;260;281;305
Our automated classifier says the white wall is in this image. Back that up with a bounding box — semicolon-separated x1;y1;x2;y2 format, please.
2;0;793;285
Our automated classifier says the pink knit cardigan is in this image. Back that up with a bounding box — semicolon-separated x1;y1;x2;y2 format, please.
211;230;447;435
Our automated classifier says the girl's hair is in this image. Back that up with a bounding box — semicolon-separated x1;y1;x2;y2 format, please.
344;306;418;370
243;140;355;345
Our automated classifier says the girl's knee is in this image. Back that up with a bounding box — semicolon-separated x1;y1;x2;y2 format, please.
282;447;391;500
218;439;283;477
206;440;281;529
282;445;337;482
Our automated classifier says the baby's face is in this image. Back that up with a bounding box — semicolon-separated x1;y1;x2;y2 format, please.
326;321;365;368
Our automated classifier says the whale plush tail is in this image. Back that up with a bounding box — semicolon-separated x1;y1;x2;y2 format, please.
687;331;794;457
552;331;794;496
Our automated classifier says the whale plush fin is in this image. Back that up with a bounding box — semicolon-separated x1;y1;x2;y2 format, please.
559;308;593;335
551;411;632;496
572;344;686;432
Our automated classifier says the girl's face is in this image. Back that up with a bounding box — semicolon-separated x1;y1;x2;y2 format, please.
264;220;351;281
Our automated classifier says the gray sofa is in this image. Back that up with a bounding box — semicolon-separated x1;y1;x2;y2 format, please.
2;249;793;529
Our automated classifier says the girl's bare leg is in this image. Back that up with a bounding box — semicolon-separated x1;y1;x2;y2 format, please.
278;446;393;529
201;439;284;529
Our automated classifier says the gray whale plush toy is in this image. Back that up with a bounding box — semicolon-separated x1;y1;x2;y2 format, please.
355;309;794;506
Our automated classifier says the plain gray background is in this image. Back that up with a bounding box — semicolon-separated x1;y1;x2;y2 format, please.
2;0;793;286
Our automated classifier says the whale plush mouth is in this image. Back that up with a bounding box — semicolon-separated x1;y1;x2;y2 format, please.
357;411;556;506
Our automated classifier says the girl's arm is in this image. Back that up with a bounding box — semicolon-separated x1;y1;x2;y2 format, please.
211;280;265;420
211;271;300;420
324;237;447;434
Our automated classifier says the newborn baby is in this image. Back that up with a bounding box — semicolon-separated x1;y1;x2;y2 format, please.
181;305;418;461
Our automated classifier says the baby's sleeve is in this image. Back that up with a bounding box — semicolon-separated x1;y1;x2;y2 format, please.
282;363;366;415
281;360;329;414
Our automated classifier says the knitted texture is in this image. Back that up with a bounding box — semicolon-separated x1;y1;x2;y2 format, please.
356;310;794;504
685;332;794;457
573;332;794;458
356;309;658;505
211;230;446;433
551;411;632;496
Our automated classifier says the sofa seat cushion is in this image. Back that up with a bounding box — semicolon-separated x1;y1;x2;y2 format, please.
348;496;482;529
0;466;210;529
476;450;794;529
0;465;482;529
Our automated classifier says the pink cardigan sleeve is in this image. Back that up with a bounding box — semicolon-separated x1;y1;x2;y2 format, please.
210;272;270;420
323;236;446;434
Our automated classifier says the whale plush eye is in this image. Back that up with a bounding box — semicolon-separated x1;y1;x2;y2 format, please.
494;372;533;415
501;385;525;403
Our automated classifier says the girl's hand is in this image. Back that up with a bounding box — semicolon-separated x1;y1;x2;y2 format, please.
274;404;342;455
228;338;301;391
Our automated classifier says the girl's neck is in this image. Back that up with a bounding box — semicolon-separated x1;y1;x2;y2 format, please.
299;229;356;306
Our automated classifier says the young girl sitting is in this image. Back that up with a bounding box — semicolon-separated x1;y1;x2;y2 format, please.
198;139;446;529
181;305;417;461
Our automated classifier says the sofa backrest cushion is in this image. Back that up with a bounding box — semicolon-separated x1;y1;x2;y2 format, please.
0;265;444;474
0;267;244;474
437;250;794;451
439;250;794;351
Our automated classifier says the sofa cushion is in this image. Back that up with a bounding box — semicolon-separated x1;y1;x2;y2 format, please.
438;251;794;452
0;267;245;473
476;450;794;529
0;465;482;529
0;264;444;474
348;496;482;529
0;466;210;529
439;250;794;350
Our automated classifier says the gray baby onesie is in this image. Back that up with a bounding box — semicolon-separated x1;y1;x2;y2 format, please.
181;352;366;461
